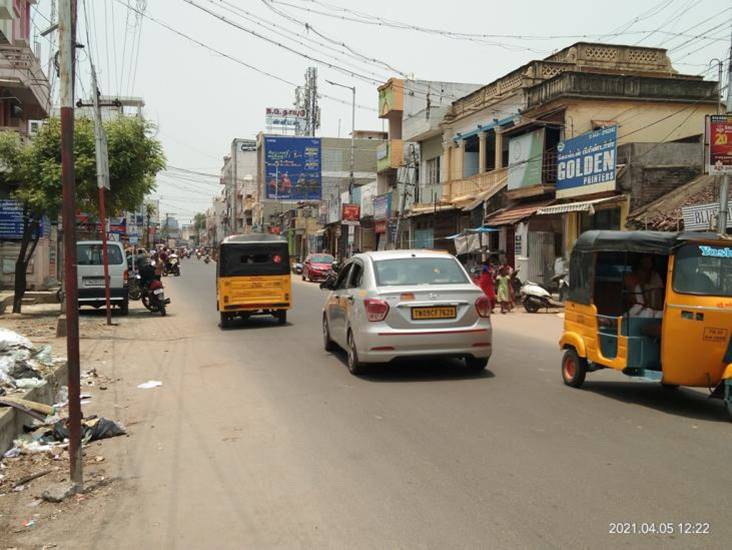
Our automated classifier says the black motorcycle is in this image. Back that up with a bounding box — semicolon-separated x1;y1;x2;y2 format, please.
141;278;170;316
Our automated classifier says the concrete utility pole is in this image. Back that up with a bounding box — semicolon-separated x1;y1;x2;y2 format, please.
59;0;83;488
325;80;356;200
718;28;732;234
91;64;112;326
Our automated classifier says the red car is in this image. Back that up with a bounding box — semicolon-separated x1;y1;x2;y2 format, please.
302;253;335;282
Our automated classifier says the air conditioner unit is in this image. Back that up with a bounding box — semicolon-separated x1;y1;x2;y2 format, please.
28;120;45;137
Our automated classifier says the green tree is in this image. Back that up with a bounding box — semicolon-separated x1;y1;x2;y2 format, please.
0;116;165;312
193;212;206;245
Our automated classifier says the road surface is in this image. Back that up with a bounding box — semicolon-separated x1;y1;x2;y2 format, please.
18;259;732;549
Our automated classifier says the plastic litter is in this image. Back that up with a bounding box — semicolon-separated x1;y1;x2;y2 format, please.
3;447;20;458
137;380;162;389
0;327;33;351
50;417;126;442
14;378;46;389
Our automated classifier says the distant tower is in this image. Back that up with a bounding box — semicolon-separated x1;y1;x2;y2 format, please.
295;67;320;137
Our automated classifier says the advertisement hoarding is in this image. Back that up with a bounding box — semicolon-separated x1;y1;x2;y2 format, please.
706;115;732;174
556;126;618;199
507;129;545;191
341;204;360;225
264;137;321;200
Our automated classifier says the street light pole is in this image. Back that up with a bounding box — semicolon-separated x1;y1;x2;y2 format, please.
718;29;732;234
326;80;356;201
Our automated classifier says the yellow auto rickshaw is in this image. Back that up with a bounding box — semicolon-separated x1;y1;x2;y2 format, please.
217;234;291;328
559;230;732;417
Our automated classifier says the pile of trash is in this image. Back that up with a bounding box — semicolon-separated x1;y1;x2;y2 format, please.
0;327;66;395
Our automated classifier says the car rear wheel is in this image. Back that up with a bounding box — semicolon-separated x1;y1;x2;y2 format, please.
561;348;587;388
346;330;365;375
323;315;337;352
466;357;488;372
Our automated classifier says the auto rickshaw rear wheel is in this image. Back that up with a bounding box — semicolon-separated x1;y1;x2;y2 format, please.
562;348;587;388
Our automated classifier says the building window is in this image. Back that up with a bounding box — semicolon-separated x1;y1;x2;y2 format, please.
424;156;440;185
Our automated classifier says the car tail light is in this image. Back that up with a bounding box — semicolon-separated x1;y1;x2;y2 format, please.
123;270;128;283
475;295;491;318
364;298;389;322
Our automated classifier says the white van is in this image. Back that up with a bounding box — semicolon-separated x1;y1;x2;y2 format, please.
76;241;129;315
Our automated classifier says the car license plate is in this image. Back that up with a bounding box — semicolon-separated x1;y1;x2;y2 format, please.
153;288;164;295
83;278;105;287
411;306;457;320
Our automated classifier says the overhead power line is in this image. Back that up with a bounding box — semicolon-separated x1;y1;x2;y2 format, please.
113;0;376;112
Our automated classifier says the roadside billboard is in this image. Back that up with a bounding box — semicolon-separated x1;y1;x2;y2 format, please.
264;136;321;200
706;114;732;174
507;129;545;191
360;181;377;217
556;126;617;199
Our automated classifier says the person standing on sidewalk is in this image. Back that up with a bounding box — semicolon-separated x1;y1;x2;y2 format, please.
495;266;512;314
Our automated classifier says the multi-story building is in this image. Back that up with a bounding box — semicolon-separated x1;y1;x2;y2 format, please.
220;138;257;235
0;0;52;289
376;78;482;249
399;43;718;284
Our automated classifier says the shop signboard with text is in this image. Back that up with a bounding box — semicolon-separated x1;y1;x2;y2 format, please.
341;204;361;226
556;126;617;199
706;115;732;174
373;193;392;221
264;136;321;200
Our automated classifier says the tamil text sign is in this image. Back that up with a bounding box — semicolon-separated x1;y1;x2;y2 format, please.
706;115;732;174
264;137;321;200
556;126;617;199
507;129;544;191
682;202;732;231
265;107;306;135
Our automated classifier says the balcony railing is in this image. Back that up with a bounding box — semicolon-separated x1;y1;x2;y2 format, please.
442;168;508;203
0;45;51;119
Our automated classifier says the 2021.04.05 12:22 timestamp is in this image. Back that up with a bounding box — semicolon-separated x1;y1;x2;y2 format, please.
608;522;710;535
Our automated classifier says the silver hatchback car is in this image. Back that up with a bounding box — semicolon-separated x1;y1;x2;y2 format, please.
321;250;492;375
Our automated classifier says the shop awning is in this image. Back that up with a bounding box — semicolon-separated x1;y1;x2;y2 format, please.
446;226;500;240
536;195;627;216
484;200;553;226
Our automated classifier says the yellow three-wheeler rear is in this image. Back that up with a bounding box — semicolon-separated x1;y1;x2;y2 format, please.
217;234;291;328
559;230;732;418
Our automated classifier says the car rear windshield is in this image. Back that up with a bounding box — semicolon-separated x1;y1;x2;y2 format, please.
673;243;732;297
310;254;333;264
374;257;468;286
219;243;290;276
77;244;124;265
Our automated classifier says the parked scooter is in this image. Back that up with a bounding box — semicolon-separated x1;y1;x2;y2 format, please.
520;279;563;313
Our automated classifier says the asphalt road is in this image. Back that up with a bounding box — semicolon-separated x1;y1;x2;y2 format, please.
57;259;732;549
